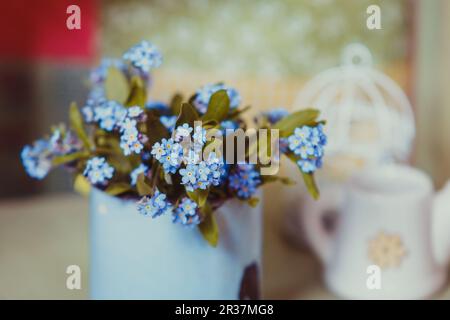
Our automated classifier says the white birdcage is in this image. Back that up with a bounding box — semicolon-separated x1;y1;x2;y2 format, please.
294;43;415;170
282;44;416;248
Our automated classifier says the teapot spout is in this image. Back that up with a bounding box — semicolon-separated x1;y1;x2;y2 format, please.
432;181;450;267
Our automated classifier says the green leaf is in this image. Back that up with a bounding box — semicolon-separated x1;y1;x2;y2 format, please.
198;203;219;247
187;188;209;208
202;89;230;122
73;174;91;196
69;102;92;149
284;152;319;199
273;109;320;137
302;172;320;200
202;119;219;130
126;76;146;108
262;175;296;185
149;161;161;189
104;67;130;104
169;93;183;116
105;182;132;196
136;173;152;196
229;105;251;119
106;153;133;174
175;102;199;128
247;197;260;208
52;151;89;166
146;110;169;147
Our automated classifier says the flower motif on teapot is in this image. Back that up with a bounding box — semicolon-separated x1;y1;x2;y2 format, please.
368;231;407;269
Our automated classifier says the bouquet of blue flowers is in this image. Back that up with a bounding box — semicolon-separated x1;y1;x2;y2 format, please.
21;41;326;246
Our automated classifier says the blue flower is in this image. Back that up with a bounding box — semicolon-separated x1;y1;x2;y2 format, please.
88;87;106;102
21;140;52;180
141;152;152;161
101;117;116;131
205;152;226;186
161;151;182;174
193;83;241;114
161;138;180;154
279;138;289;153
152;125;225;185
83;157;114;185
82;96;107;123
90;58;127;85
297;158;323;173
294;126;312;140
129;140;144;154
118;117;145;156
123;41;162;73
93;100;127;132
49;129;82;155
174;123;193;142
173;198;201;226
82;100;98;123
21;129;83;180
193;125;207;148
228;164;261;199
196;162;210;182
120;127;143;156
160;115;177;131
127;106;143;118
137;190;173;218
121;126;139;144
265;107;289;124
178;152;226;191
287;124;327;173
130;164;149;186
120;140;132;156
152;138;183;174
180;164;198;190
151;142;166;160
145;101;169;111
287;135;300;151
311;124;327;147
82;107;94;123
296;143;315;159
119;118;137;133
220;120;239;135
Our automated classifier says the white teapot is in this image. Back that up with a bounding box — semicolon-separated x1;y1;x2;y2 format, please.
301;164;450;299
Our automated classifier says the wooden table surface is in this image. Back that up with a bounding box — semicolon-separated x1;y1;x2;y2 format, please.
0;192;448;300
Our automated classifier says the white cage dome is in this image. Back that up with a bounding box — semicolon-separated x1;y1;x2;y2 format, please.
294;43;415;166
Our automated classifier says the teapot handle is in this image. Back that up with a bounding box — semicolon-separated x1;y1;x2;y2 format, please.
300;188;340;264
432;180;450;267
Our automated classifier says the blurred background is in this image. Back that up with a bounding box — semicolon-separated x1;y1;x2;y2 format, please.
0;0;449;299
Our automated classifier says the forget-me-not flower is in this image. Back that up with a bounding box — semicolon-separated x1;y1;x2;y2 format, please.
21;140;52;180
137;190;173;218
123;41;162;73
172;198;201;226
228;164;261;199
160;115;177;132
287;124;327;173
193;83;241;114
265;107;289;124
130;164;149;186
83;157;114;185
